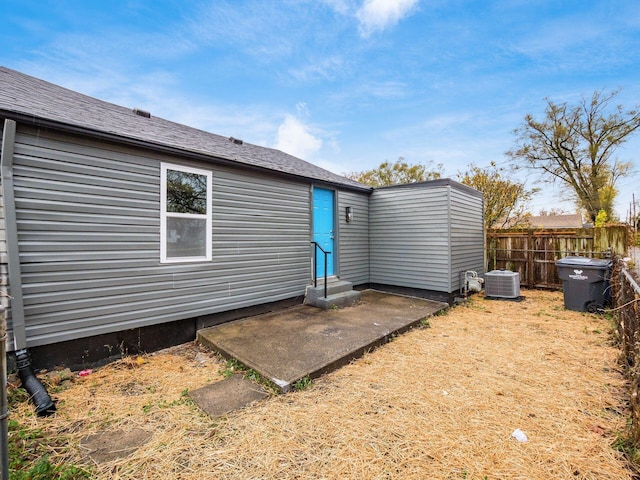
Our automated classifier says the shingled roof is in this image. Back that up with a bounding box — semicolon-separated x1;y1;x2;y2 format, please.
526;214;585;229
0;67;368;191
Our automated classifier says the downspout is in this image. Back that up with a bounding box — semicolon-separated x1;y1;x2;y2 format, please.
482;195;486;276
447;185;452;295
1;119;55;417
0;305;8;480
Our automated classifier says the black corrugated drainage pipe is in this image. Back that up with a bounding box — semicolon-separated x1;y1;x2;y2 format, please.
15;349;56;416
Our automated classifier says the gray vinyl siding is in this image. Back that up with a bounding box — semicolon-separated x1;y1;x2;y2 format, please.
11;127;310;348
370;186;450;292
449;187;485;291
337;190;369;285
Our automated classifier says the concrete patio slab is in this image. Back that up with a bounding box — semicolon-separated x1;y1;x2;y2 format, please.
198;290;447;392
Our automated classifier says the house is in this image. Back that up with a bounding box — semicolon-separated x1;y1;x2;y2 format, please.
495;213;586;230
525;214;585;229
0;67;484;369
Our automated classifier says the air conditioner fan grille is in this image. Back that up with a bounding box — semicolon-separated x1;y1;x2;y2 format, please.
484;270;520;298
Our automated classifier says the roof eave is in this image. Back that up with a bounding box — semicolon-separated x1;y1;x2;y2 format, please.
1;109;372;193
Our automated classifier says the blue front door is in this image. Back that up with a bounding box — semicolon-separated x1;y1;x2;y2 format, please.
312;187;335;277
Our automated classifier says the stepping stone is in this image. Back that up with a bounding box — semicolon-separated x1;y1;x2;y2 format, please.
81;428;152;463
189;375;269;418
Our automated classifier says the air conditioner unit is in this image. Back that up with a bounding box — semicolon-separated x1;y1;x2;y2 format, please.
484;270;520;299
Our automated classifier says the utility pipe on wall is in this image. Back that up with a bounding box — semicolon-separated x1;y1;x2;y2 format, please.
1;119;26;349
1;119;55;417
1;305;8;480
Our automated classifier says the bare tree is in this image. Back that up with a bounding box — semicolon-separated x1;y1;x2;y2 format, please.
538;208;569;216
508;90;639;221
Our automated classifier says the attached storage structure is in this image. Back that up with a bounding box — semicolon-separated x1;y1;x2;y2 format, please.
0;67;484;367
369;182;484;302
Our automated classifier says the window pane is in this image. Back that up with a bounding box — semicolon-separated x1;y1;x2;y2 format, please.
166;217;207;258
166;170;208;214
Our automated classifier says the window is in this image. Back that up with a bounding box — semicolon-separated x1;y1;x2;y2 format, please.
160;163;212;262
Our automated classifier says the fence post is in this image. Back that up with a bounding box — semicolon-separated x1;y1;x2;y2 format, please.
527;229;535;287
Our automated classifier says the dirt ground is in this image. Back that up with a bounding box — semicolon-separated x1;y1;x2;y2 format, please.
10;289;633;479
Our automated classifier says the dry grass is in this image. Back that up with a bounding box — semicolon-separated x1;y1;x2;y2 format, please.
10;289;633;479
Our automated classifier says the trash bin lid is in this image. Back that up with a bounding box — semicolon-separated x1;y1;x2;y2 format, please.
555;256;611;267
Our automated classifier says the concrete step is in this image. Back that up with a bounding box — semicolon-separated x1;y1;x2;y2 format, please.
305;289;361;310
305;280;354;302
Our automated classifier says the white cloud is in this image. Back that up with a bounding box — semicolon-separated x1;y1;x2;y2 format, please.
356;0;420;37
275;115;323;160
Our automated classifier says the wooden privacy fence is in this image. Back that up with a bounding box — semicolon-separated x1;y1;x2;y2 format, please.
486;226;630;288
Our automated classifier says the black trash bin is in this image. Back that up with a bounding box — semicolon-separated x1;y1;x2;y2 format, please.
555;256;612;312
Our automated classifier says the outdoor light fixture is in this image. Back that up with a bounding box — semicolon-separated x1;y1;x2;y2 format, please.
346;206;353;223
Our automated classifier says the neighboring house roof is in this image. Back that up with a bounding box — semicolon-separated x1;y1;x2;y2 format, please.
0;67;368;191
494;213;585;229
526;214;584;228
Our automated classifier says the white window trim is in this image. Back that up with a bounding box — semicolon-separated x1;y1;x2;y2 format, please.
160;163;212;263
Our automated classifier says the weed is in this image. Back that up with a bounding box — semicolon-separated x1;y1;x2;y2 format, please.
215;356;277;392
8;386;29;405
468;301;486;311
142;390;194;413
420;318;431;328
49;385;66;394
216;355;279;392
220;358;243;377
612;432;640;468
8;419;91;479
11;455;89;480
244;369;262;383
293;376;313;391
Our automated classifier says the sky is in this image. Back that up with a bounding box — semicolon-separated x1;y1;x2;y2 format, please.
1;0;639;220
